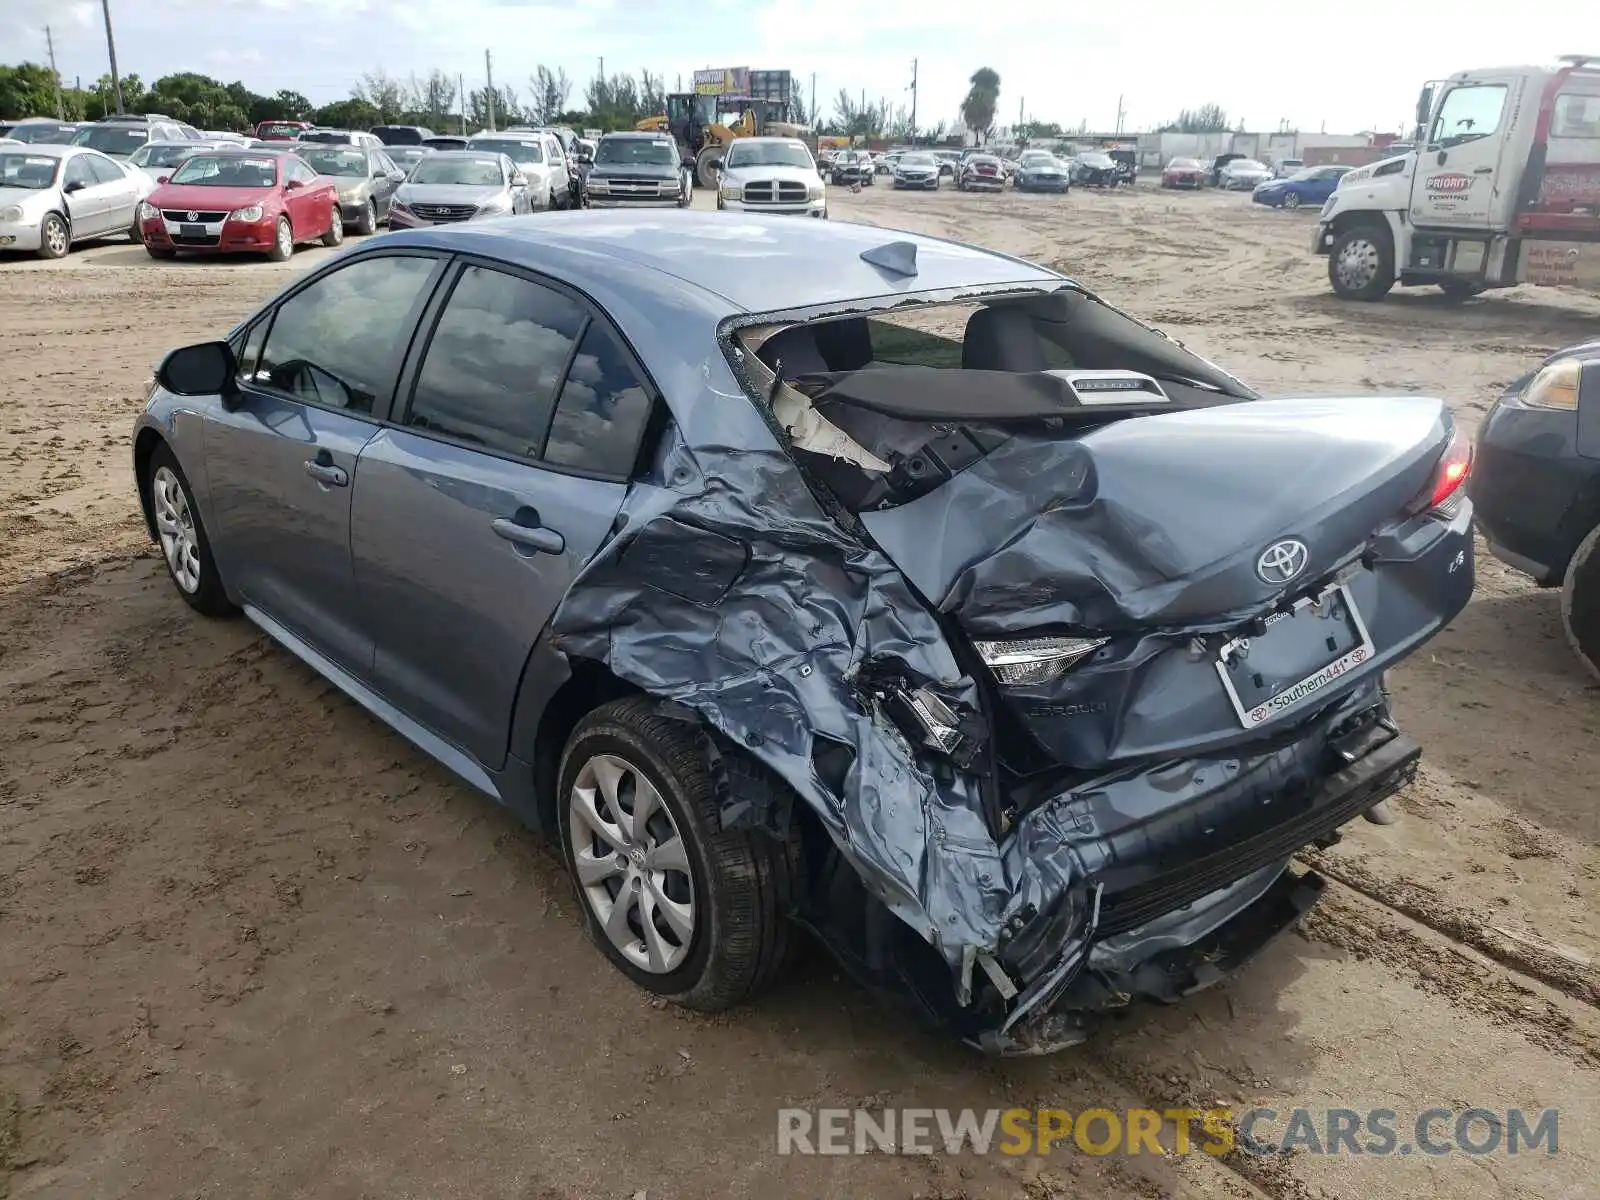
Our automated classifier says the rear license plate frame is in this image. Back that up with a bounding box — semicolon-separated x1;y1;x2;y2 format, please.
1215;583;1375;728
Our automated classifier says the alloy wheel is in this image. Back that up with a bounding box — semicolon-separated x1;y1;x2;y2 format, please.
44;218;68;257
567;752;696;975
1335;237;1380;291
276;219;293;258
152;466;201;594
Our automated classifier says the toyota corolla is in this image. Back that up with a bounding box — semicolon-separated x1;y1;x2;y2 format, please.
131;213;1473;1054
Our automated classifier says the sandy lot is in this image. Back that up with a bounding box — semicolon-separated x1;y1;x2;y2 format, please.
2;185;1597;1200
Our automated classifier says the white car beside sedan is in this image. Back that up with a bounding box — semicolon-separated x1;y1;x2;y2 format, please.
0;143;147;258
712;137;827;218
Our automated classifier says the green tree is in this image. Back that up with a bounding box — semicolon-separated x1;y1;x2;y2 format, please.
959;67;1000;144
0;62;59;119
354;69;405;122
404;69;457;127
313;97;380;129
529;65;572;126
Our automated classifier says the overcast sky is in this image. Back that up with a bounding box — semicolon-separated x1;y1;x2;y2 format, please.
1;0;1578;134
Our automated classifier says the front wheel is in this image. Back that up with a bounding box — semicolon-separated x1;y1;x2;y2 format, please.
145;246;176;260
355;198;376;235
37;212;69;260
1327;225;1395;301
267;216;293;262
147;443;232;616
1282;192;1301;210
557;697;800;1011
1562;525;1600;683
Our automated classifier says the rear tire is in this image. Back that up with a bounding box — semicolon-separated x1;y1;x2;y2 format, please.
145;246;176;260
1561;524;1600;683
1327;224;1395;301
695;146;722;190
320;206;344;247
557;697;801;1012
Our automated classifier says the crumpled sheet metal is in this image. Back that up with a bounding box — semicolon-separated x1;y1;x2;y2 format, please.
548;380;1056;970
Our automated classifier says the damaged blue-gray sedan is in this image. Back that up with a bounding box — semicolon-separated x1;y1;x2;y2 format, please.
132;212;1475;1053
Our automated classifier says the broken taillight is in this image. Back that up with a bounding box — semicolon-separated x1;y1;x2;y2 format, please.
1408;428;1473;518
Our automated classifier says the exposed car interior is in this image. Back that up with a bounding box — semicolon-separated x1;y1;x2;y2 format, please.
738;292;1253;511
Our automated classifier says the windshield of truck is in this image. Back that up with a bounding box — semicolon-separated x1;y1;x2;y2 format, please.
596;138;676;167
298;147;367;177
1431;83;1507;148
409;155;504;185
725;141;813;169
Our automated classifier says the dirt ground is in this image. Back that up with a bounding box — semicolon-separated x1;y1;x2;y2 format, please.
2;184;1598;1200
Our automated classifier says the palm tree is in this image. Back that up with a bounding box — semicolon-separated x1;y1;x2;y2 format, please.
960;67;1000;145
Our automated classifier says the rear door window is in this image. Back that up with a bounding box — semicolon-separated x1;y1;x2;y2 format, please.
543;324;655;477
405;265;587;459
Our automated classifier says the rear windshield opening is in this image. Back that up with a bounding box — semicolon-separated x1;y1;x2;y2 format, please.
733;294;1251;513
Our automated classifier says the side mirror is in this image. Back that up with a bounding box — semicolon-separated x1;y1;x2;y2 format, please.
388;170;406;183
63;180;86;194
707;158;724;172
1416;85;1435;131
156;175;170;185
511;172;527;188
157;341;238;400
577;152;593;165
285;178;304;190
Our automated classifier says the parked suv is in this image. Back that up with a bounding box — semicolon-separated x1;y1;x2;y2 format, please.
582;132;690;209
71;117;190;158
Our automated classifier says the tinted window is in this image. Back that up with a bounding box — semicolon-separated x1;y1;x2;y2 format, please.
544;325;654;476
86;154;125;185
255;255;438;414
407;266;586;458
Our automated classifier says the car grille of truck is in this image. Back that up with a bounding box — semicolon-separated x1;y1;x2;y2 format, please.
742;180;808;204
1093;734;1420;937
606;178;674;198
411;203;477;222
161;209;227;222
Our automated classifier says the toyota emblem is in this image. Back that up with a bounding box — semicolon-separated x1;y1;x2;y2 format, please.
1256;539;1309;585
186;211;199;222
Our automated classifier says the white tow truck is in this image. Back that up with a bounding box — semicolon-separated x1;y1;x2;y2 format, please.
1314;54;1600;300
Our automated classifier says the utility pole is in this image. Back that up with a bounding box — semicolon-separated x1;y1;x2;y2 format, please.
598;57;604;83
909;58;918;143
810;72;816;128
485;49;496;131
1018;95;1024;136
458;72;466;135
45;26;64;120
1114;94;1126;136
99;0;125;115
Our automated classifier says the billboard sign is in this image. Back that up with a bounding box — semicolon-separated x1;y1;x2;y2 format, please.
693;67;750;96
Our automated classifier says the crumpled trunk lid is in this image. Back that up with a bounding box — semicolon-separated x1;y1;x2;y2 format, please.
859;395;1453;635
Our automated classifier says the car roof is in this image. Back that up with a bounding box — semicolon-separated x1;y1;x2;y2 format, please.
601;131;672;141
375;210;1060;312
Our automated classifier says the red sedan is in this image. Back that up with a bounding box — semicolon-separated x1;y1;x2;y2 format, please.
138;149;343;261
1161;157;1205;189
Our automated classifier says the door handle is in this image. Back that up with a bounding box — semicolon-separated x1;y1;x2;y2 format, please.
1473;166;1493;174
304;460;348;487
491;516;565;555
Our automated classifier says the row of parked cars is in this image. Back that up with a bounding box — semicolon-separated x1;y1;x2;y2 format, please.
0;112;618;261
